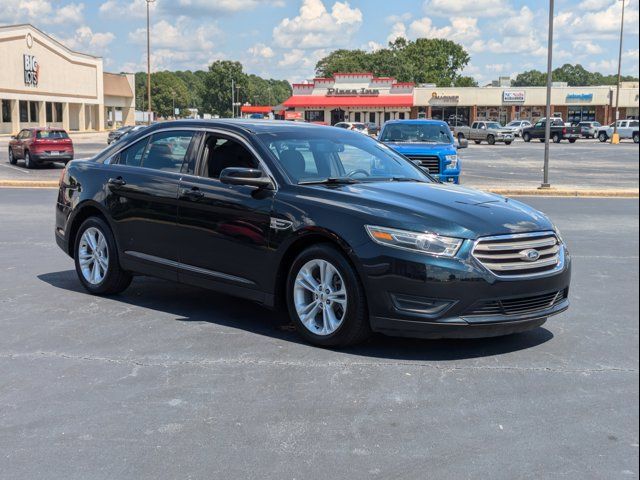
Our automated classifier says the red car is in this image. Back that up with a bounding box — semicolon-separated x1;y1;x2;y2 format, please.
8;128;74;168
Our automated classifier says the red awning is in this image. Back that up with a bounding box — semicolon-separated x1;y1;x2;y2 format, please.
282;95;413;108
241;105;272;114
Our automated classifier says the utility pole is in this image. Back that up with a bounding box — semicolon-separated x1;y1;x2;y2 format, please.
145;0;156;125
231;79;235;118
612;0;626;144
541;0;554;189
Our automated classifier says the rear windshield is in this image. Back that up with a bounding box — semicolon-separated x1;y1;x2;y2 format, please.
354;123;367;129
36;130;69;139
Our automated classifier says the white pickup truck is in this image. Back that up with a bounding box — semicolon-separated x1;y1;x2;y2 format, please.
597;119;640;143
453;121;515;145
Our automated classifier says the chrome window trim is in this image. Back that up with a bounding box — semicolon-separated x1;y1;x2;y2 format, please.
124;250;255;286
471;231;566;280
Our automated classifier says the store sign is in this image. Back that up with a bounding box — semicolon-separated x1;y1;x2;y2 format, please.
503;91;526;102
566;93;593;102
23;54;39;87
326;88;380;97
431;92;459;104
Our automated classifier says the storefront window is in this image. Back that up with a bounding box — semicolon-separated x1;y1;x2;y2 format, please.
19;101;28;122
354;112;361;122
29;102;38;123
567;106;596;125
46;102;53;123
369;112;376;124
304;110;325;123
476;107;508;125
431;107;470;126
54;103;63;122
1;100;10;123
384;112;391;122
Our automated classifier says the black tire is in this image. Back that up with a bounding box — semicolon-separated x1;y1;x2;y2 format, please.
504;141;512;145
8;148;16;165
487;135;496;145
598;132;608;142
474;140;482;145
523;132;531;142
552;134;561;143
74;216;132;295
24;150;35;169
539;139;545;143
568;138;577;144
633;133;639;144
286;244;370;347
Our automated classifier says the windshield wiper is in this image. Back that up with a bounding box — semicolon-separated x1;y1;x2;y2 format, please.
298;177;361;186
389;177;425;182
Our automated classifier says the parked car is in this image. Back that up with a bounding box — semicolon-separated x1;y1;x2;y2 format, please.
55;119;571;347
596;120;640;143
107;125;133;144
334;122;369;135
366;122;380;136
8;127;74;168
454;121;515;145
378;119;466;184
578;121;601;139
504;120;532;137
113;125;148;143
521;119;580;143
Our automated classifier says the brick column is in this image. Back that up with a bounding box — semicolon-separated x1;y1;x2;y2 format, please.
78;103;86;131
10;100;20;134
62;102;70;131
38;101;46;127
470;105;478;123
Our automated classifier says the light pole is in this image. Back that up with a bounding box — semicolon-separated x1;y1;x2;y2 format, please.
145;0;156;125
171;90;176;119
541;0;554;189
612;0;626;144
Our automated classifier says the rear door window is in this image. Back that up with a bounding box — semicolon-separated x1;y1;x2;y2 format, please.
116;138;149;167
141;131;196;173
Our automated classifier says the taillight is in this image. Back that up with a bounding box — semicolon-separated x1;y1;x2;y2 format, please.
562;127;567;135
59;165;67;185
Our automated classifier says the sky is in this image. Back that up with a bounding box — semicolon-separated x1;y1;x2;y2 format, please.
1;0;639;85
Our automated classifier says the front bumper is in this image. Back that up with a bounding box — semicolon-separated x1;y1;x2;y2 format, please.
355;240;571;339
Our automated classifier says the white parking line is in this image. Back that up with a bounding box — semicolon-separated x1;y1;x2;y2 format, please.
0;163;30;174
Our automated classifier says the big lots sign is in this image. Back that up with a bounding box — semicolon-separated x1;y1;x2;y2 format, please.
23;54;39;87
326;88;380;97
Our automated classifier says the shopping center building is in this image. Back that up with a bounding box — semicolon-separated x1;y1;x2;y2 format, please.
0;24;135;135
282;73;639;126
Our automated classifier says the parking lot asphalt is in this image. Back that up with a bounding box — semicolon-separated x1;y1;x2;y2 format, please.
0;188;638;479
0;132;638;191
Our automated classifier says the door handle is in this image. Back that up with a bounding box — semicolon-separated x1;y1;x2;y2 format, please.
108;177;126;188
181;187;204;201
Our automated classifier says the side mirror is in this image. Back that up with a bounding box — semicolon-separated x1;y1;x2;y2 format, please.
220;167;274;190
457;138;468;149
10;135;17;140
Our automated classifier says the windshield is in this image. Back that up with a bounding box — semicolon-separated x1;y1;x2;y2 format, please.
258;130;432;184
36;130;68;139
486;122;502;129
507;121;520;127
380;123;453;143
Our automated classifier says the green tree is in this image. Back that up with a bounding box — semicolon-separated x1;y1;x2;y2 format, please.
512;69;547;87
202;60;247;117
454;76;478;87
512;64;639;86
314;38;471;87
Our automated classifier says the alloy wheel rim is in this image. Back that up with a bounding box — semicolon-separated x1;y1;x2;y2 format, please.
78;227;109;285
293;259;347;336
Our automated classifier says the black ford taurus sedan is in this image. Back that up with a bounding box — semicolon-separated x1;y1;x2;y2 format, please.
55;120;571;347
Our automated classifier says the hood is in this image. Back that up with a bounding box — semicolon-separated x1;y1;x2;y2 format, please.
385;142;455;155
302;182;553;239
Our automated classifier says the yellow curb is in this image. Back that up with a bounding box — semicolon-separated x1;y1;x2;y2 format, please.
0;180;59;188
488;188;639;198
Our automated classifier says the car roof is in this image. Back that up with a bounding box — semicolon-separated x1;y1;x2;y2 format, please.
383;119;448;126
134;118;339;136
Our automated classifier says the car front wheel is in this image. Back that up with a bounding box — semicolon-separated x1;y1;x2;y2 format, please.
74;217;132;295
8;148;16;165
552;134;561;143
599;132;608;142
286;244;370;347
523;133;531;142
487;135;496;145
633;133;639;144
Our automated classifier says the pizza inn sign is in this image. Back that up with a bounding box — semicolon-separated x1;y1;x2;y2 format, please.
23;54;39;87
326;87;380;97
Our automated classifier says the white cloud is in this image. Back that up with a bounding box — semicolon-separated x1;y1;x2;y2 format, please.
573;40;603;55
0;1;84;24
54;26;115;55
409;16;481;43
247;43;275;59
565;0;640;38
278;48;328;68
422;0;512;18
272;0;363;49
99;0;152;19
387;21;407;43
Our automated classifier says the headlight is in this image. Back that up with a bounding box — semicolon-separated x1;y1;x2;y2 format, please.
444;154;458;169
553;225;565;245
365;225;463;257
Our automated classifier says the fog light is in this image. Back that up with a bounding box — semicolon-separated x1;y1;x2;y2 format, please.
391;293;454;316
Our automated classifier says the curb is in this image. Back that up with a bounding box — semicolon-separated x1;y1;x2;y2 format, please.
0;180;638;197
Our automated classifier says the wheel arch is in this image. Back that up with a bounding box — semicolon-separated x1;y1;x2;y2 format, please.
66;201;118;258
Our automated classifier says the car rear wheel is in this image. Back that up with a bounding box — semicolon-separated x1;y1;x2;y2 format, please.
504;141;512;145
568;138;577;144
287;244;370;347
633;133;639;144
74;217;132;295
539;138;545;143
552;134;561;143
487;135;496;145
23;151;35;169
598;132;608;142
8;148;16;165
523;132;531;142
474;140;482;145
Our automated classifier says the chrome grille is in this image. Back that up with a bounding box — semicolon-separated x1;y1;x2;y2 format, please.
405;155;440;175
464;289;568;317
472;232;563;278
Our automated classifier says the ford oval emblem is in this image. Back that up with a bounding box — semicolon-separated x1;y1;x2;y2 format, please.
520;249;540;262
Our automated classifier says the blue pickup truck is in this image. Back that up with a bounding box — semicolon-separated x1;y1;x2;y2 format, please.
378;119;466;184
